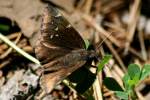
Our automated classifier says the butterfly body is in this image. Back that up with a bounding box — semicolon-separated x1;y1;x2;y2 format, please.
40;49;96;72
35;5;97;94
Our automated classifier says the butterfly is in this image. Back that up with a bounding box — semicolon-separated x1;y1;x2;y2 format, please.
35;5;98;95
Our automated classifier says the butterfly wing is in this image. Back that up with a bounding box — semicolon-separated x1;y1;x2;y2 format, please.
41;5;85;49
35;5;88;95
40;61;86;93
35;5;85;64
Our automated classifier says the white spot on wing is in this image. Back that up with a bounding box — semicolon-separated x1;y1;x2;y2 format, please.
54;27;58;31
42;42;60;49
66;24;71;28
55;13;61;17
50;35;53;39
55;34;59;37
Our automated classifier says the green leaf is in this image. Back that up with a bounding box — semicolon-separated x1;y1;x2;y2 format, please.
84;39;90;49
128;79;137;87
97;55;112;73
123;74;131;91
128;64;140;80
115;91;128;100
127;76;140;88
140;64;150;80
103;77;123;91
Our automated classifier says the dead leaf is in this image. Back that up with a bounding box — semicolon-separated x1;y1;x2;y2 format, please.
0;0;45;38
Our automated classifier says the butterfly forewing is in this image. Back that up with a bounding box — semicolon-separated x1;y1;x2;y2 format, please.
35;5;86;64
41;5;85;50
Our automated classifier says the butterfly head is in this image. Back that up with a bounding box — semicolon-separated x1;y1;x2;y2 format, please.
82;50;98;62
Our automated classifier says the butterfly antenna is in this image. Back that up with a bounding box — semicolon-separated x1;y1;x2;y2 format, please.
96;32;112;51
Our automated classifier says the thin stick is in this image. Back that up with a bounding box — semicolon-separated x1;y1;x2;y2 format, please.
0;60;10;69
0;33;40;65
138;30;147;61
84;0;93;14
96;32;112;51
124;0;141;53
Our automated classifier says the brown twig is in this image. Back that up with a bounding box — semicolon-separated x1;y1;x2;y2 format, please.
124;0;141;54
104;22;126;35
0;60;11;69
138;30;147;61
84;0;93;14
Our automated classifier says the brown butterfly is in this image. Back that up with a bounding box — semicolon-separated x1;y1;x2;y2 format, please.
35;5;98;95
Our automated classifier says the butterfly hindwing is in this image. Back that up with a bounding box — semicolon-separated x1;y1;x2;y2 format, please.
40;61;86;93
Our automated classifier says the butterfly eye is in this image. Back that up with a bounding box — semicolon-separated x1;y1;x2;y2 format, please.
87;51;97;60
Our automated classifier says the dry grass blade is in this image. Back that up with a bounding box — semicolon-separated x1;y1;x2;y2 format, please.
125;0;141;54
138;30;147;61
0;60;11;69
93;74;103;100
104;22;126;35
84;0;93;14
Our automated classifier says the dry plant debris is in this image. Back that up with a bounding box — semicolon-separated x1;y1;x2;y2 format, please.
0;0;150;100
